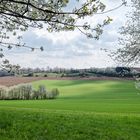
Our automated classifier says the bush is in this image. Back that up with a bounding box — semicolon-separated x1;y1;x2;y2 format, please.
0;84;59;100
38;85;47;99
51;88;59;98
45;88;59;99
61;73;64;77
27;73;34;77
135;77;140;90
44;74;48;77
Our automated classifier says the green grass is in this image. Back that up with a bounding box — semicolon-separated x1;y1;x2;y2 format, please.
0;80;140;140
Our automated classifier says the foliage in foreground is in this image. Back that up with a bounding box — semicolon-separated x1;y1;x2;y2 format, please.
0;0;126;73
0;84;59;100
135;78;140;91
112;0;140;64
0;109;140;140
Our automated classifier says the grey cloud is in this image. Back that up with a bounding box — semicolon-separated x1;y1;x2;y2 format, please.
3;0;133;68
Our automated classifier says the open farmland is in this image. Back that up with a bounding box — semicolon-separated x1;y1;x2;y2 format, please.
0;76;133;87
0;79;140;139
0;76;47;87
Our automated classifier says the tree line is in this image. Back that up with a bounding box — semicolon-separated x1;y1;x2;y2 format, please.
1;67;139;78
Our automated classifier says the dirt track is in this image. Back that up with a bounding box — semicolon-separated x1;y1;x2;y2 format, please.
0;76;134;87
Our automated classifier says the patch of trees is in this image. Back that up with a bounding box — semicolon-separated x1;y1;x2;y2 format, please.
0;84;59;100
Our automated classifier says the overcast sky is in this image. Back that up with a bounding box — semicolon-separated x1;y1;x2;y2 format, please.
3;0;137;69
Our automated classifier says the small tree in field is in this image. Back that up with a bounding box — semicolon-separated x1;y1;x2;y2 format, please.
135;77;140;92
38;85;47;99
51;88;59;99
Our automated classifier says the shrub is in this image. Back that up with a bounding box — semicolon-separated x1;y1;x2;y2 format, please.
44;74;48;77
46;88;59;99
32;90;39;100
61;73;64;77
38;85;47;99
51;88;59;98
27;73;34;77
135;78;140;91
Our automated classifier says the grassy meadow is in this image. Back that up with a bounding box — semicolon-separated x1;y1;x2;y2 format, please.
0;80;140;139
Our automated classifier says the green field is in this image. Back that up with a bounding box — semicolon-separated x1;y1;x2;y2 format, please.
0;80;140;140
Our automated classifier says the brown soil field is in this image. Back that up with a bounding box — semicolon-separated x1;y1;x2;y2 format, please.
0;77;47;87
0;76;134;87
